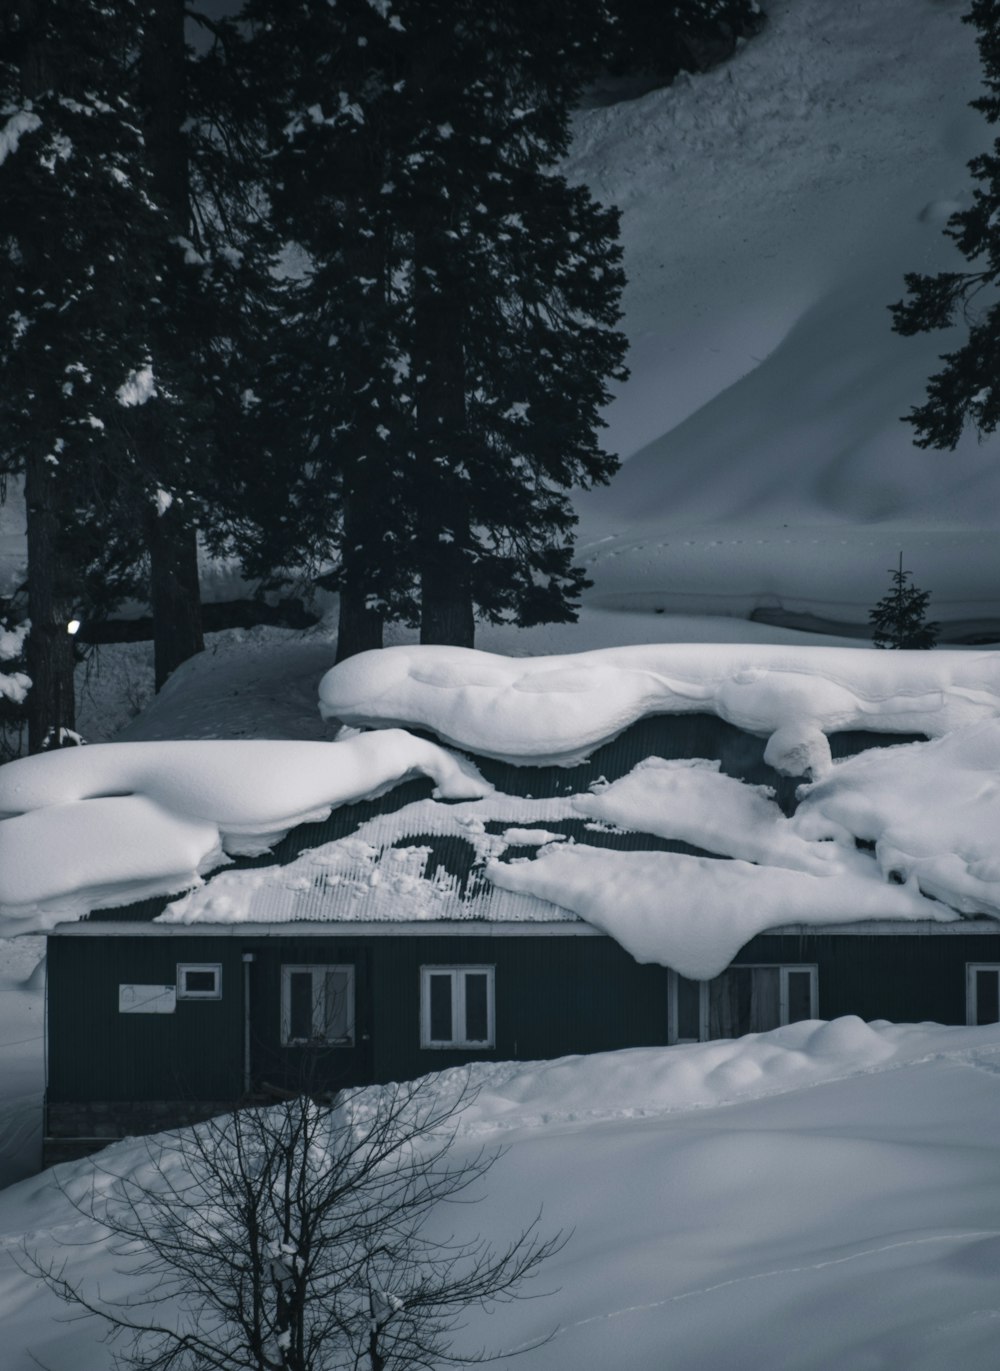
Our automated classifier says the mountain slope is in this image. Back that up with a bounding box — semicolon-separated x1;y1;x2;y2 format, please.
569;0;1000;619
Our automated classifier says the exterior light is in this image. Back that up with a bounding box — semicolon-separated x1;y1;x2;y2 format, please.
67;619;81;636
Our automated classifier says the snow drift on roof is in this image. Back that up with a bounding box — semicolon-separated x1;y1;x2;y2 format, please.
574;758;830;873
0;797;225;931
794;719;1000;917
159;793;580;927
7;641;1000;975
486;844;953;981
0;731;490;831
0;732;491;928
318;643;1000;772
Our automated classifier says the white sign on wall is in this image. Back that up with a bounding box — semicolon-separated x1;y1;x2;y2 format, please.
118;984;177;1014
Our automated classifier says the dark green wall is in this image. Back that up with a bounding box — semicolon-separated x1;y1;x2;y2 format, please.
47;936;246;1103
48;931;671;1104
48;926;1000;1112
740;932;991;1027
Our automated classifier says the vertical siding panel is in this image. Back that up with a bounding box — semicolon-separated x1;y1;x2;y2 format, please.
48;936;245;1103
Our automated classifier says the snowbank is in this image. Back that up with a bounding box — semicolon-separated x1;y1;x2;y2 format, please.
444;1017;1000;1134
6;1016;1000;1371
318;643;1000;772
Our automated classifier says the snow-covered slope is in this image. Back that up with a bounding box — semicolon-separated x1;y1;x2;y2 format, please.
569;0;1000;622
4;1019;1000;1370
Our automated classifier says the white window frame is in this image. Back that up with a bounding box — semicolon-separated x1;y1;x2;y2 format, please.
176;963;222;1001
966;963;1000;1026
668;964;818;1044
667;968;708;1043
780;965;818;1023
420;965;495;1049
280;964;355;1046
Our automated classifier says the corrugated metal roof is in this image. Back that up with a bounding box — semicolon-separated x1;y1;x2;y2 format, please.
86;716;925;925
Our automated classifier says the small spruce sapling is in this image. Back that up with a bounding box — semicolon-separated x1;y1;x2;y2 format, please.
869;554;939;649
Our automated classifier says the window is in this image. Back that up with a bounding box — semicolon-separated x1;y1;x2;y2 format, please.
668;965;817;1043
966;964;1000;1026
281;964;355;1046
176;964;222;1000
420;966;495;1049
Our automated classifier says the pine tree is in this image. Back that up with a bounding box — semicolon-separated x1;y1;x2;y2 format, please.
124;0;278;688
133;0;205;690
889;0;1000;448
399;0;628;646
869;554;939;650
239;0;627;656
0;0;166;748
235;0;419;663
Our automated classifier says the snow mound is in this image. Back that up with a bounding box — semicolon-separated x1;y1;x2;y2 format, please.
319;643;1000;771
333;1019;1000;1136
0;798;225;931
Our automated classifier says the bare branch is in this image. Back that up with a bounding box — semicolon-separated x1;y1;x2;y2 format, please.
27;1072;563;1371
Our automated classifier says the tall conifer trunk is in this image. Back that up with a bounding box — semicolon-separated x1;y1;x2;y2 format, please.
17;0;77;750
147;503;205;689
413;231;474;648
335;185;386;663
24;453;78;751
334;498;384;663
141;0;204;687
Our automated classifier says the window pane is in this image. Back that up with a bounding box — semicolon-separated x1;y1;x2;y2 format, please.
184;970;216;995
429;974;453;1041
749;967;781;1032
676;975;701;1040
709;971;743;1039
976;970;1000;1025
289;971;313;1041
323;969;351;1041
785;970;814;1024
464;973;489;1042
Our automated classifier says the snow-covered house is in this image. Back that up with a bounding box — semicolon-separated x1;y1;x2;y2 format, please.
4;644;1000;1164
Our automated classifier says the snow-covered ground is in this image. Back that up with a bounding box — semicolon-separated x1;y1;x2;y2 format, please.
3;1018;1000;1369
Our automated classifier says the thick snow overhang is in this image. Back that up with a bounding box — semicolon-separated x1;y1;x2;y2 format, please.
317;643;1000;775
0;733;491;930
